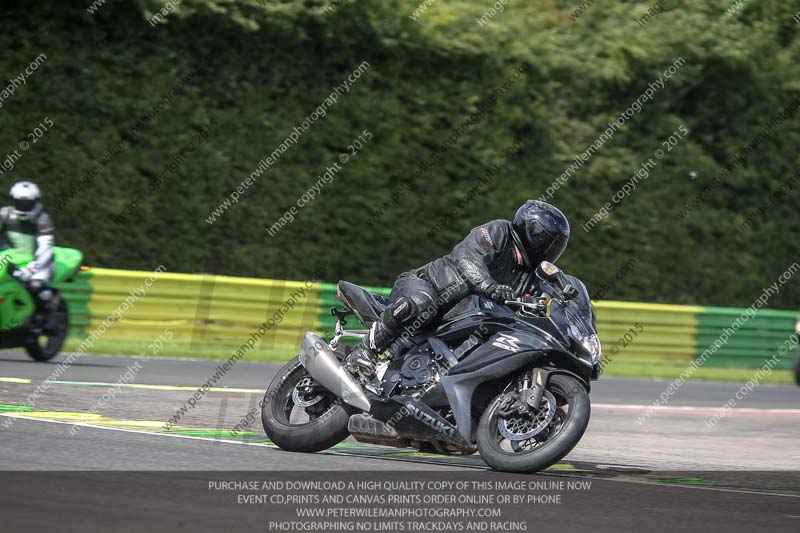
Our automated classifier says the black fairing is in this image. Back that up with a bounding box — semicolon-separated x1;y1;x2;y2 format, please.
432;288;595;442
368;395;469;448
340;275;599;445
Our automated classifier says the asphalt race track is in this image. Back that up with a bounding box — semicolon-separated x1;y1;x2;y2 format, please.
1;350;798;532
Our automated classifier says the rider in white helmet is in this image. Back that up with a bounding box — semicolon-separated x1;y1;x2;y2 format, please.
0;181;57;313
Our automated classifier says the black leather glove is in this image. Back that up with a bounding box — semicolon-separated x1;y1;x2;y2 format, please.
477;280;514;303
490;284;515;303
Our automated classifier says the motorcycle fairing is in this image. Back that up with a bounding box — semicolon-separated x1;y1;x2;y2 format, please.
435;301;590;443
367;394;469;448
440;320;581;444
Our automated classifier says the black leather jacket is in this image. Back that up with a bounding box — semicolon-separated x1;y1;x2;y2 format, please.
417;220;536;303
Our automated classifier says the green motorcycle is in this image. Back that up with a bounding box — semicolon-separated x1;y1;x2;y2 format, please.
0;246;83;361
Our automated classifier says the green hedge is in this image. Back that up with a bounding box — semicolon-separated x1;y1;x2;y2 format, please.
0;0;798;310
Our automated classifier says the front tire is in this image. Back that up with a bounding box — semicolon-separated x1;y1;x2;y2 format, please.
25;296;69;362
477;373;590;473
261;355;353;453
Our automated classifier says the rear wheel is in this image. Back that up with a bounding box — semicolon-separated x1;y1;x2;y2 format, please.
25;296;69;362
477;373;590;473
261;355;353;453
793;349;800;386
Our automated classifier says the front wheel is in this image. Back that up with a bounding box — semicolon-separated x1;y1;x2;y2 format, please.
25;296;69;362
477;373;590;473
261;355;353;453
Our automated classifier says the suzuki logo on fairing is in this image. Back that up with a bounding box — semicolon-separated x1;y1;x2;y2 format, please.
492;333;521;352
404;402;456;438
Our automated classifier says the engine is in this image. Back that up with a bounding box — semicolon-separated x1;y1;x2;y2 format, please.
400;352;436;389
394;347;453;396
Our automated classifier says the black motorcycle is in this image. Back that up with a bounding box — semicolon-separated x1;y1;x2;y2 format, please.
261;261;602;473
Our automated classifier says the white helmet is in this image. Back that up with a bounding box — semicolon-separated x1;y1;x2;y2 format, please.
10;181;42;220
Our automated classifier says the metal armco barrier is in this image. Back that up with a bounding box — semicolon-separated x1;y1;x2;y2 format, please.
56;268;797;368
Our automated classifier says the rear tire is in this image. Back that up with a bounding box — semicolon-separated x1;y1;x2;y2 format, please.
477;373;590;473
25;297;69;362
793;350;800;386
261;355;353;453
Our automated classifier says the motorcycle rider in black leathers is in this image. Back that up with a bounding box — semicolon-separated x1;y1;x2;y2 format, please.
346;200;571;375
0;181;58;324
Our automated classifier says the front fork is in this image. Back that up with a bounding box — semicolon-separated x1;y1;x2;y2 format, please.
516;367;590;413
499;368;551;417
524;368;548;410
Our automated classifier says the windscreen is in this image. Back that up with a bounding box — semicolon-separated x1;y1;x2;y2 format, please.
548;275;596;340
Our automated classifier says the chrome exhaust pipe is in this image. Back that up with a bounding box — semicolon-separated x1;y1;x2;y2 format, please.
298;332;371;412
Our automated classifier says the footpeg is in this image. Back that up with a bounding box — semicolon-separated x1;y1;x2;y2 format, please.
345;345;378;376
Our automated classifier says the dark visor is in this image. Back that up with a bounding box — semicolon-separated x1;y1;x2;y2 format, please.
14;199;37;213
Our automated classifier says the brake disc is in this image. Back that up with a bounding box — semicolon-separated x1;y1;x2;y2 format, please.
498;390;556;441
292;378;323;408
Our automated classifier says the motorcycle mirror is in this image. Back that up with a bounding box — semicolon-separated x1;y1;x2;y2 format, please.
537;261;574;298
536;261;561;282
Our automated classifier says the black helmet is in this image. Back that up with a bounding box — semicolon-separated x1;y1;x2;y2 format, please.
511;200;570;266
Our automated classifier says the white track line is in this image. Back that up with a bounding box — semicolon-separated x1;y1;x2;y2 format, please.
593;404;800;416
0;413;485;471
5;374;799;417
0;376;264;394
2;413;799;498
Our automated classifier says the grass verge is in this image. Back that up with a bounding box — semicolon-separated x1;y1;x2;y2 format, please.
602;361;795;384
62;338;297;363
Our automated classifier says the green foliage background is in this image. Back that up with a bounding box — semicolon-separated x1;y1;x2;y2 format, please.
0;0;798;308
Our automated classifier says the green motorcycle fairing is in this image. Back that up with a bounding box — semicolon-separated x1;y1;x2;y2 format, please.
0;247;83;331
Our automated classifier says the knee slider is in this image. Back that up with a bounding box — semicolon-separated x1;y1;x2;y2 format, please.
409;291;438;325
385;296;416;330
384;290;439;332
